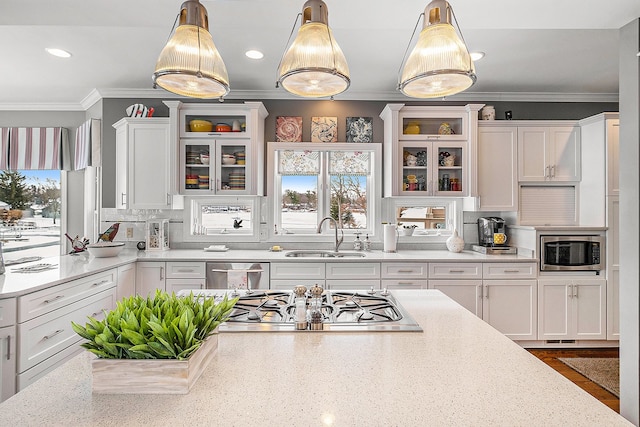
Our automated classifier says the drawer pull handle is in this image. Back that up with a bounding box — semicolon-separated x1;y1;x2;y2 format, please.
43;329;64;340
397;269;414;273
6;335;10;361
92;279;110;287
91;312;101;317
449;270;465;273
504;270;519;273
43;295;64;304
397;282;415;285
177;269;194;273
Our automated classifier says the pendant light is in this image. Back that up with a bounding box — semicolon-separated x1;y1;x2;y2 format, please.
153;0;230;99
398;0;476;98
276;0;350;98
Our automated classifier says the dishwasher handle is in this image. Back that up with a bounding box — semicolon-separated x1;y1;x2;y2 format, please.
209;268;264;273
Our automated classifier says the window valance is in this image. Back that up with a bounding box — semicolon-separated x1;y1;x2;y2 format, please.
329;151;370;176
278;150;320;176
74;118;101;170
7;127;65;170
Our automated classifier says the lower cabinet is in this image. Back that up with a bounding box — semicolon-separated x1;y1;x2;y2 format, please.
429;280;482;316
325;263;380;290
381;263;428;290
0;297;16;403
16;269;117;393
117;262;136;301
270;263;326;291
482;280;537;340
538;278;606;341
136;262;206;296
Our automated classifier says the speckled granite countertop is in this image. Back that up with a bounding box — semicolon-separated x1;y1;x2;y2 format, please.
0;290;629;426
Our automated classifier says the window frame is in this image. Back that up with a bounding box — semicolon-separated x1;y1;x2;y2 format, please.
182;195;261;242
267;142;382;243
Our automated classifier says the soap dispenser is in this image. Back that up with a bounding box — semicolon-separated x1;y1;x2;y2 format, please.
363;234;371;251
353;232;362;251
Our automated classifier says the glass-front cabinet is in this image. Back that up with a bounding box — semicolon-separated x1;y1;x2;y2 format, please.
164;100;268;196
181;139;251;194
380;103;483;197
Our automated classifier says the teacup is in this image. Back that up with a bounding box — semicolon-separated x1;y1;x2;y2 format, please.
493;233;507;245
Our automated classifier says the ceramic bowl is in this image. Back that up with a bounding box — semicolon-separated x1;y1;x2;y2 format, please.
222;155;236;165
87;242;125;258
189;120;213;132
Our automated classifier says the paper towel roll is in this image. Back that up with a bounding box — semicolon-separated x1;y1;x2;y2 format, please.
383;224;397;253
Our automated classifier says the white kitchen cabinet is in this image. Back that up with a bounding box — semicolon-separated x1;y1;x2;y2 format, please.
428;263;482;280
430;280;483;316
483;279;537;340
381;262;428;289
135;262;166;296
114;118;172;209
16;270;116;392
477;124;518;211
380;103;483;197
165;101;268;196
116;262;136;301
325;262;380;290
607;196;619;340
518;125;580;182
538;278;606;341
0;298;16;402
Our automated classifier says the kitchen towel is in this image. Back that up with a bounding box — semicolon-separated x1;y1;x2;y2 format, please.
227;270;248;290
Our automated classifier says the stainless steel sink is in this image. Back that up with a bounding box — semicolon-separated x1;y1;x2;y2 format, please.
284;250;366;258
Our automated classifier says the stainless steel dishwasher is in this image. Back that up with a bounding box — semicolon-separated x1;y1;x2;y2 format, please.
206;262;270;290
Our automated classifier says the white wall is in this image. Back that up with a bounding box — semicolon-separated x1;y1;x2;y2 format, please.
619;18;640;425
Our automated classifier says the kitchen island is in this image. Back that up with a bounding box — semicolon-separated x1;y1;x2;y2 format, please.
0;290;630;426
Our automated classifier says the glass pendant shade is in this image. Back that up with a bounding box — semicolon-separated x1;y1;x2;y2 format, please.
277;1;350;98
153;1;230;99
399;1;476;98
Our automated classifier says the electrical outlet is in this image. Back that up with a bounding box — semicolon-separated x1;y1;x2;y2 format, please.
126;227;133;238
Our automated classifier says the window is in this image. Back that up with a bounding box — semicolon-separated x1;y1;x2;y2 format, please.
183;196;259;242
0;170;61;257
268;142;381;238
384;197;462;243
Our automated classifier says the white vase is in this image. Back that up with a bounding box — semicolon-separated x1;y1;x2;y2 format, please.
446;229;465;253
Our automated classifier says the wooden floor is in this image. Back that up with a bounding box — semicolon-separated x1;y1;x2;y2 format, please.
527;348;620;413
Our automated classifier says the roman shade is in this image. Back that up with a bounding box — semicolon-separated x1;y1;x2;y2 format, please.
278;150;320;175
74;118;101;170
329;151;370;176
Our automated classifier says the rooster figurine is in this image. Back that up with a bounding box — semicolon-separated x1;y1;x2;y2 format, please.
97;222;120;242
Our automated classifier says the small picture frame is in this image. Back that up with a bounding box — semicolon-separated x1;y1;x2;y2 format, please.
311;117;338;143
346;117;373;142
275;116;303;142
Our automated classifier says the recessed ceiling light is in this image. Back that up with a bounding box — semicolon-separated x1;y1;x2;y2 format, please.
46;48;72;58
470;51;485;61
245;50;264;60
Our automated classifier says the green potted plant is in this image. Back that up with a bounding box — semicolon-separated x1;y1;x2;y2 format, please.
72;290;238;394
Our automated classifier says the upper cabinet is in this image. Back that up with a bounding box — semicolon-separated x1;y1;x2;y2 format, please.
380;104;483;197
165;101;268;196
477;125;518;211
518;125;581;182
114;118;172;210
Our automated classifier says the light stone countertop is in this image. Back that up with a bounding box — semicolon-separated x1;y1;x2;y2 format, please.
0;290;630;426
0;249;535;298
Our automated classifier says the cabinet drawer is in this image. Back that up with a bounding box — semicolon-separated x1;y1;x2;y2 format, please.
325;280;380;290
381;263;428;279
270;263;325;280
0;298;16;327
429;263;482;279
165;262;205;279
382;279;428;289
326;263;380;280
482;263;537;279
270;280;324;290
18;288;115;372
18;269;117;322
17;341;83;392
166;278;205;294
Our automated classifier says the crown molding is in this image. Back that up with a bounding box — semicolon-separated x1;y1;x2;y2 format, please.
0;88;619;112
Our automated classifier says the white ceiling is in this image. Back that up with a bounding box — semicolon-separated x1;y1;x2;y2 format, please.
2;0;639;110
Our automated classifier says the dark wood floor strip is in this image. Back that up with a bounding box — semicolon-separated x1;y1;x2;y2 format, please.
527;348;619;413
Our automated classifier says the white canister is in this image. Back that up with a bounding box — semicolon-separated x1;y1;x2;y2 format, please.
481;105;496;120
383;224;397;253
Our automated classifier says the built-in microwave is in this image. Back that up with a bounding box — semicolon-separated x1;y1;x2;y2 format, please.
540;235;605;272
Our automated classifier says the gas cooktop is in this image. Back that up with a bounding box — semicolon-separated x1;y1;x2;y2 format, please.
181;289;423;332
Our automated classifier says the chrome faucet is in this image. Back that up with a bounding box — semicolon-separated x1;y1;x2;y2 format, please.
317;216;344;253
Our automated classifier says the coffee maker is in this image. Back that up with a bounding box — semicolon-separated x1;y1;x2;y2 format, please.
472;217;517;254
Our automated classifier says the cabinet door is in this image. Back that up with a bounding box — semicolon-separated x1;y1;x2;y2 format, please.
538;279;571;340
0;326;16;403
429;280;482;317
573;279;606;340
182;140;214;194
128;121;172;209
477;126;518;211
397;141;431;196
135;262;166;297
483;280;537;340
166;279;205;295
518;127;548;181
549;126;580;181
117;263;136;301
215;139;252;194
607;120;620;196
433;141;466;196
115;124;128;209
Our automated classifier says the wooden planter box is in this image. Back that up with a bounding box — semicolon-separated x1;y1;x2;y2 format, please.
91;334;218;394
